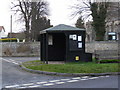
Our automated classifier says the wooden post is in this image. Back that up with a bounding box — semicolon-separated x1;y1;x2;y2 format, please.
118;2;120;60
118;32;120;60
46;33;48;64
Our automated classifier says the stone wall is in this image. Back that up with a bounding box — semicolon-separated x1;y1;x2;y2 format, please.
1;41;118;59
1;42;40;57
85;41;118;53
85;41;119;59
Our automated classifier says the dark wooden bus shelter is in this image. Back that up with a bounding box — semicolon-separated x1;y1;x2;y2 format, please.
40;24;92;64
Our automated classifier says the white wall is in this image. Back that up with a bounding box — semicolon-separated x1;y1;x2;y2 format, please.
0;30;7;39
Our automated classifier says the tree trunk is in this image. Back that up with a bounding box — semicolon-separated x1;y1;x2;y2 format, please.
25;19;30;42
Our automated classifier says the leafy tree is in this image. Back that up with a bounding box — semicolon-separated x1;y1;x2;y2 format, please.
75;18;85;28
31;17;53;41
91;2;109;40
72;0;109;41
31;2;52;41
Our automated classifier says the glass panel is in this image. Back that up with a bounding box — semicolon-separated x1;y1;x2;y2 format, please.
112;36;116;40
78;43;82;48
48;35;53;45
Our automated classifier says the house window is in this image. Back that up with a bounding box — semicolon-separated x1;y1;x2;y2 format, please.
108;32;116;40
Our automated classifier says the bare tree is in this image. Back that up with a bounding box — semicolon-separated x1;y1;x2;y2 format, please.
71;0;92;22
11;0;50;42
11;0;32;41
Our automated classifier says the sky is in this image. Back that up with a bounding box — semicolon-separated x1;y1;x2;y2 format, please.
0;0;92;37
47;0;79;26
0;0;119;35
0;0;11;35
0;0;81;35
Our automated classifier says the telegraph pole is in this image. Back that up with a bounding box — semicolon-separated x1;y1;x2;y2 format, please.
10;15;12;43
10;15;12;38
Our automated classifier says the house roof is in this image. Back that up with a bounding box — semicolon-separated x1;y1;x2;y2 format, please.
40;24;85;34
8;33;19;38
8;32;25;39
0;26;5;32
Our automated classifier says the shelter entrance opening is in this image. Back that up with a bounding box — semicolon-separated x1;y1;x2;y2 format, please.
48;33;66;61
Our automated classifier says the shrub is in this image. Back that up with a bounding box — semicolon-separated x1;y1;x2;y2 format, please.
98;59;120;63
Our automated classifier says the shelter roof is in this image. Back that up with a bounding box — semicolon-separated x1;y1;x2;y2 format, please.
40;24;85;34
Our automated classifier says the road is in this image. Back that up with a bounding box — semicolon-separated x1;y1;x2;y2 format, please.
1;57;119;89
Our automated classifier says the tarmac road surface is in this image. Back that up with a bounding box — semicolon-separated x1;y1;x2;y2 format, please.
1;57;119;89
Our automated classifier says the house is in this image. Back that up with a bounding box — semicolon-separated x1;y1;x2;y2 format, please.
85;2;120;42
0;26;6;39
7;32;26;42
105;2;120;41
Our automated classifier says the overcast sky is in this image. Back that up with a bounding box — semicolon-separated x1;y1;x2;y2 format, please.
47;0;79;26
0;0;11;35
0;0;81;35
0;0;119;35
0;0;90;36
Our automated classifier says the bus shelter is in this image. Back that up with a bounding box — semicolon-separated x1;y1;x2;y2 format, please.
40;24;92;64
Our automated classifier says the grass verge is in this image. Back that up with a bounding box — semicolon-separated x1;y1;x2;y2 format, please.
22;60;119;73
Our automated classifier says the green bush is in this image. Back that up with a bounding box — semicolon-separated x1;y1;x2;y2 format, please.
99;59;120;63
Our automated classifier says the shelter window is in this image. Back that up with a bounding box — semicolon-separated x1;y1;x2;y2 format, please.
48;35;53;45
108;32;117;40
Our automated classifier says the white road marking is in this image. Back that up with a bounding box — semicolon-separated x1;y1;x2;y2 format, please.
89;77;99;80
105;75;110;77
5;85;19;88
4;71;109;89
28;85;41;88
12;62;19;65
49;80;60;82
2;58;12;62
43;83;54;86
55;82;65;84
72;77;81;79
2;58;20;65
81;76;89;79
67;80;79;82
8;59;16;62
36;81;48;84
22;83;34;86
2;59;11;63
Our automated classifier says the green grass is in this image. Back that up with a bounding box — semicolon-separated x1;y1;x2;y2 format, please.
22;60;119;73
